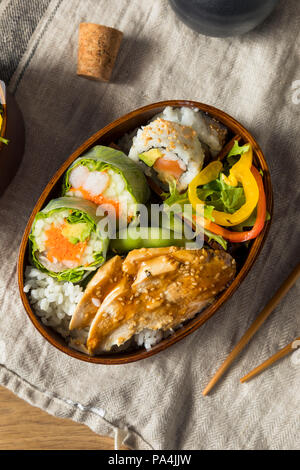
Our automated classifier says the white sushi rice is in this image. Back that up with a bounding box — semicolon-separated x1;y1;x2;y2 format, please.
24;266;169;353
24;266;84;338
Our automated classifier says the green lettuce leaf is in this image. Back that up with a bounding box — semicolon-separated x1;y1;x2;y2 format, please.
225;140;250;170
197;176;245;214
204;229;227;250
162;179;187;206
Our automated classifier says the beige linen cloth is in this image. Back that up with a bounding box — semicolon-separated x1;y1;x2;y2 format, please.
0;0;299;450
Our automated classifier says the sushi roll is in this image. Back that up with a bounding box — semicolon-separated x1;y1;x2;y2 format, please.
29;197;109;283
128;117;205;192
63;145;150;222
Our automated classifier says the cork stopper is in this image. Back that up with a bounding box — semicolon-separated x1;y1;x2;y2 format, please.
77;23;123;82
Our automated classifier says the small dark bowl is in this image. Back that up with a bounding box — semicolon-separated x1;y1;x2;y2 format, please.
18;100;273;364
0;81;25;196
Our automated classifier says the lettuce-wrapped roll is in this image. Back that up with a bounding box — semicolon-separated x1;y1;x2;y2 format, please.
29;197;109;283
62;145;150;222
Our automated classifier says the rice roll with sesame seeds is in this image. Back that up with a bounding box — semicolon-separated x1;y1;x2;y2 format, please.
29;197;109;283
128;117;205;192
62;145;150;222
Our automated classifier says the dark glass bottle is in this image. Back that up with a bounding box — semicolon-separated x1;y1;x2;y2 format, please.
169;0;279;37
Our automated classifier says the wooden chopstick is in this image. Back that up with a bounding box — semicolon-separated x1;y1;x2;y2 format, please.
202;262;300;396
240;336;300;383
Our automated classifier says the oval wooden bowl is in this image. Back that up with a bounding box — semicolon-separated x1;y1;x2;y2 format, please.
18;100;273;364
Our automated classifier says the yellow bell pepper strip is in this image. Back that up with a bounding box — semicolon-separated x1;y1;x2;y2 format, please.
194;166;266;242
212;147;259;226
189;160;223;189
188;146;259;227
188;161;223;212
221;172;238;187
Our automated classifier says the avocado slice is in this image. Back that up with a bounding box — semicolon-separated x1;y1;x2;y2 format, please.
139;149;163;167
62;222;90;244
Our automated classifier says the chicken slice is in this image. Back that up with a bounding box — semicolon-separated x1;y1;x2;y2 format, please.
132;255;179;288
87;276;132;353
87;247;236;354
69;255;123;330
122;246;180;274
